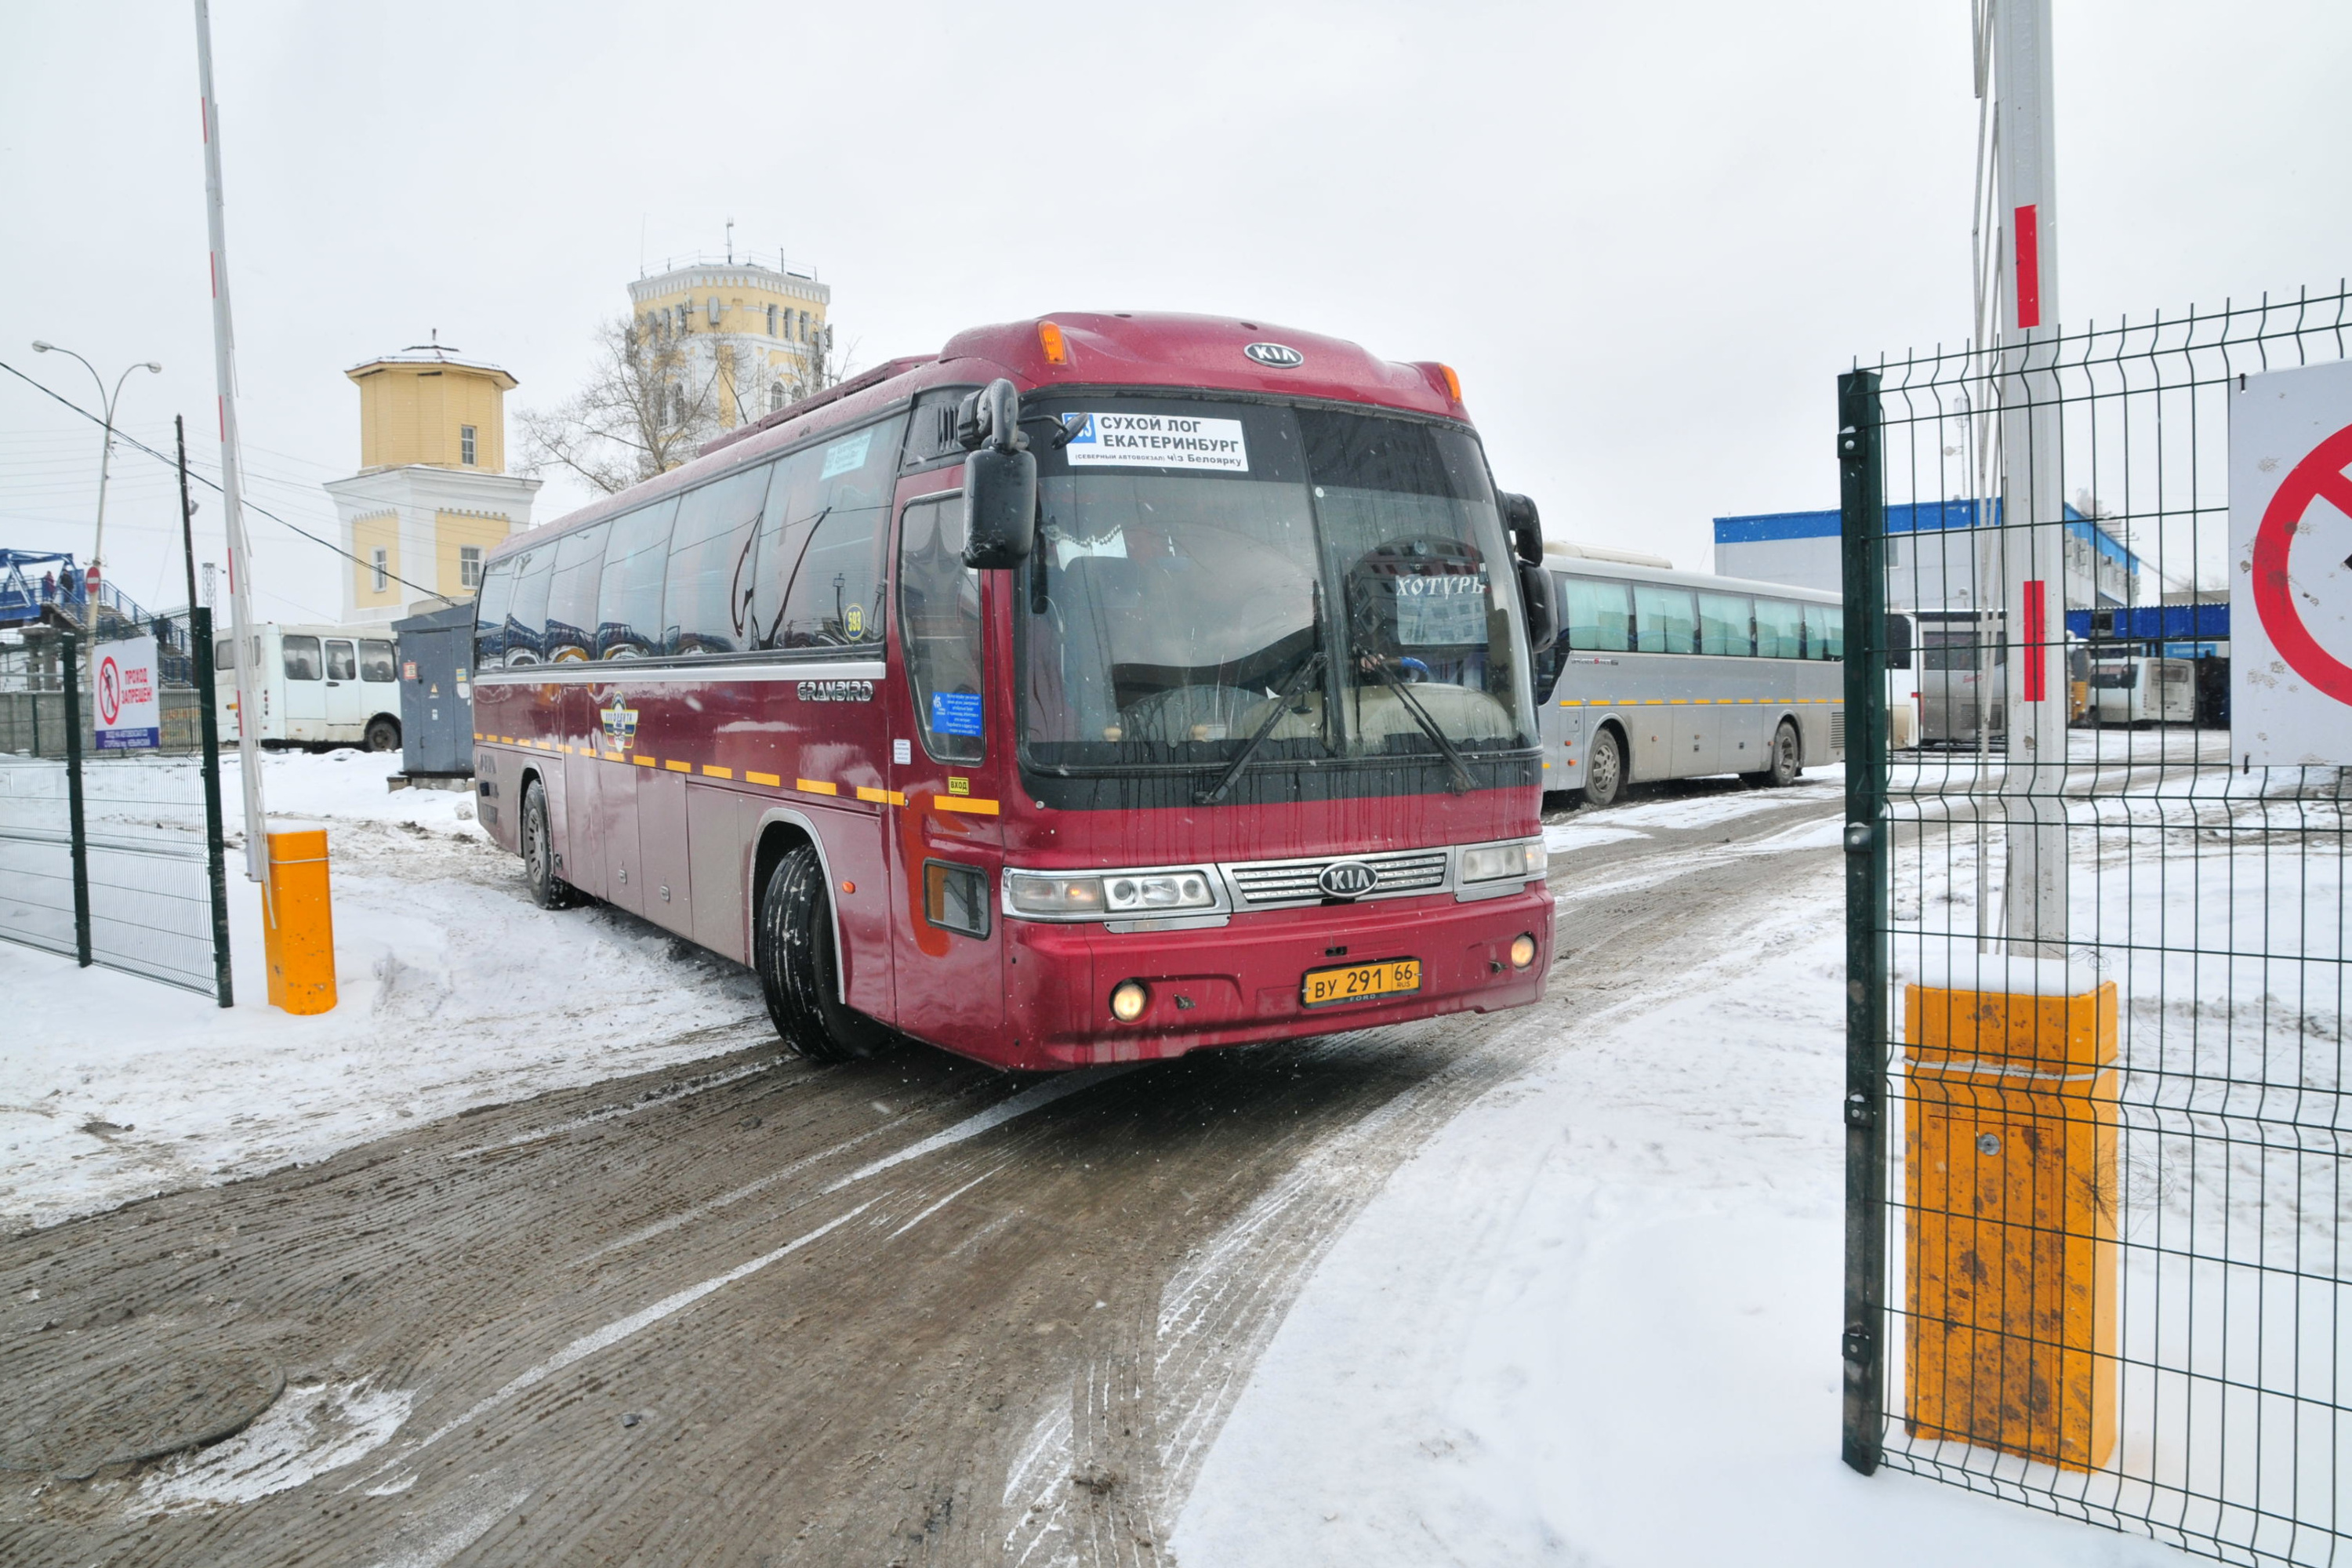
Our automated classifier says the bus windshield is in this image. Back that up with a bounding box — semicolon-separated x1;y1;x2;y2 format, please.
1018;398;1534;775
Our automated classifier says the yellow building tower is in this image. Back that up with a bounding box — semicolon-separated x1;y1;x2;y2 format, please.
324;337;541;625
627;246;832;427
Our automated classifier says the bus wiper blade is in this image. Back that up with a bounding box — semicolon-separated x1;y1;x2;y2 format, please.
1362;658;1476;795
1196;652;1325;806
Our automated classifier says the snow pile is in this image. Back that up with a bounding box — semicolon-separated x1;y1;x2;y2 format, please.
1;750;768;1232
1173;845;2179;1566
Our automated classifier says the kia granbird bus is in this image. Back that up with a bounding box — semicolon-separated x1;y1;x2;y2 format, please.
470;314;1559;1071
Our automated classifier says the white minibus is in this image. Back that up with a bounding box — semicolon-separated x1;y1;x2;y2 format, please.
215;622;404;750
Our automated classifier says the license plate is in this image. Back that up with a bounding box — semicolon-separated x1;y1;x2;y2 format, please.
1301;957;1421;1007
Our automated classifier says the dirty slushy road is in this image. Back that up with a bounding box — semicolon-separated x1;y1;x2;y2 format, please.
0;779;1840;1566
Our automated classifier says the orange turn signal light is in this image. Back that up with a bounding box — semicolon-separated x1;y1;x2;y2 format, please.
1436;362;1462;402
1038;320;1070;365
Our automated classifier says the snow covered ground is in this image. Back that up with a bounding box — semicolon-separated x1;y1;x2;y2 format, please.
1;750;770;1232
1174;786;2184;1568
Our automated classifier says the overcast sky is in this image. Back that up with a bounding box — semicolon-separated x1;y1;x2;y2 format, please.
2;0;2346;623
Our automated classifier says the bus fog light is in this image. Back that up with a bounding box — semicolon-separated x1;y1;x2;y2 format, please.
1510;933;1538;970
1103;871;1214;912
1110;980;1150;1022
1461;840;1546;884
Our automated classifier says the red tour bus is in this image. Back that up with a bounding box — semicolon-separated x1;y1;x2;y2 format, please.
470;313;1559;1071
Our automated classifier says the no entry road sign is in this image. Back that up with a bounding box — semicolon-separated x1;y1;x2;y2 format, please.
2233;359;2352;764
93;634;162;752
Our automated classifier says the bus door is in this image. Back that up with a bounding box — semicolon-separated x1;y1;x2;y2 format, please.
583;676;645;916
279;633;325;740
884;488;1007;1047
322;638;365;736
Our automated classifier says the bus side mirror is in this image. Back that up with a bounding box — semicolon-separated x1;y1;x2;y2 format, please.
963;446;1036;568
1516;560;1558;655
1498;492;1543;567
961;377;1036;568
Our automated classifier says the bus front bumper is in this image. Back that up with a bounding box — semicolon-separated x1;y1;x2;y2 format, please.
999;884;1552;1070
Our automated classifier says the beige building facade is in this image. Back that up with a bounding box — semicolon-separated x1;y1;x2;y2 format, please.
325;342;540;625
627;256;831;427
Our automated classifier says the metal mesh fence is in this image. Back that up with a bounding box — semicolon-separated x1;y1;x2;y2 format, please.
1842;286;2352;1564
0;614;231;1002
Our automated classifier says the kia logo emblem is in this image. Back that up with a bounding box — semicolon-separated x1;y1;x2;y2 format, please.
1318;859;1377;898
1243;341;1305;368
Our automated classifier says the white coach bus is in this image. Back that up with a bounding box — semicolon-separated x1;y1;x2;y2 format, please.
1534;547;1845;805
214;622;405;750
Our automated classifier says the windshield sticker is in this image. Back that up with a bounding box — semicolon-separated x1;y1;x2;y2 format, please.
1044;523;1130;569
820;429;876;479
1062;412;1248;473
1395;573;1490;646
931;691;984;737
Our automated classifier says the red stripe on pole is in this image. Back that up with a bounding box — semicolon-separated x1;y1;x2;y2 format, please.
2013;204;2042;329
2022;579;2048;702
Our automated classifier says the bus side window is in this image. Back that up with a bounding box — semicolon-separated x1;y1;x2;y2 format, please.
474;557;517;669
1886;613;1913;670
282;634;324;682
760;414;907;649
1803;603;1841;660
663;463;772;655
544;521;609;661
899;495;984;764
325;639;357;681
1632;584;1696;655
214;638;235;671
506;547;554;666
1563;576;1631;652
1697;591;1755;656
596;500;680;658
1755;599;1802;659
359;640;396;682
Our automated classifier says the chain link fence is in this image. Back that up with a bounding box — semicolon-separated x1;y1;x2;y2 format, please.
1842;285;2351;1564
0;611;232;1002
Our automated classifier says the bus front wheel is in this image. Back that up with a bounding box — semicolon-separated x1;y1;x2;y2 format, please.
521;779;575;910
1581;726;1624;808
756;844;887;1063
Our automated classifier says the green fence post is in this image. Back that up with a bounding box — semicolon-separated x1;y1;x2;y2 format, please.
60;630;92;967
192;607;234;1007
1838;369;1890;1475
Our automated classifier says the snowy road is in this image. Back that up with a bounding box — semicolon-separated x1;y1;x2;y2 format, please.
3;771;1884;1565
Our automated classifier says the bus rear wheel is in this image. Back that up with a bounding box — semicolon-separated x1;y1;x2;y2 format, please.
756;844;888;1063
1580;725;1624;808
365;716;401;753
521;778;575;909
1745;720;1802;788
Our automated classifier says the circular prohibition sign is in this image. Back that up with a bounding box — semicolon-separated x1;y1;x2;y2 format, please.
2252;420;2352;705
97;654;123;727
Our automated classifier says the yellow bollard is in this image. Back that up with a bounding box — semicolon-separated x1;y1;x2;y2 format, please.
263;829;337;1014
1904;978;2118;1472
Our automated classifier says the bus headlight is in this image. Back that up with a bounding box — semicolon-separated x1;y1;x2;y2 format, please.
1005;873;1107;916
1459;840;1547;884
1110;980;1150;1022
1102;872;1214;913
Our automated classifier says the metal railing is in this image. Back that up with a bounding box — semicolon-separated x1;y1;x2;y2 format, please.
1841;285;2351;1563
0;616;232;1003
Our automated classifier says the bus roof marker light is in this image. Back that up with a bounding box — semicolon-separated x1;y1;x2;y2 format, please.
1438;364;1462;402
1036;321;1069;366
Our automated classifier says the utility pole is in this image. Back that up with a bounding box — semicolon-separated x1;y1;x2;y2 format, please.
1993;0;2068;956
194;0;269;880
27;343;159;695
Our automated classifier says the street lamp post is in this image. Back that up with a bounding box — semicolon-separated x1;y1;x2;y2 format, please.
31;342;162;637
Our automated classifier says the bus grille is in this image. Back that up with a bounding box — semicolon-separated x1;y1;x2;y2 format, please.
1830;709;1846;753
1224;848;1452;907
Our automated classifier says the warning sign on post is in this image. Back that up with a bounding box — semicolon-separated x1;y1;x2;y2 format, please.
93;635;162;751
2233;361;2352;764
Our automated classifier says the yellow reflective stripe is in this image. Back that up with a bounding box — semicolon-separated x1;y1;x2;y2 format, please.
632;753;655;767
934;795;1000;815
796;778;838;796
664;758;691;772
702;764;732;779
746;771;782;787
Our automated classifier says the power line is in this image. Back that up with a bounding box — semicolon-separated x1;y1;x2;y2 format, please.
0;358;448;602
